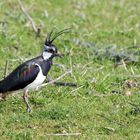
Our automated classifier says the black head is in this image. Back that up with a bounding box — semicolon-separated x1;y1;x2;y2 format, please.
43;44;59;57
42;28;71;60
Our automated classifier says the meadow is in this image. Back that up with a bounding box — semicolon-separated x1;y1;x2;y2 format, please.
0;0;140;139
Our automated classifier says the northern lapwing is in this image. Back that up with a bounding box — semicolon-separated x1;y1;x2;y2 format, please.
0;29;69;112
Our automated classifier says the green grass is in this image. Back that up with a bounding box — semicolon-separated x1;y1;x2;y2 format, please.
1;0;140;139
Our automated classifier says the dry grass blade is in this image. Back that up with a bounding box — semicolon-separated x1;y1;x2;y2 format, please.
46;133;81;136
18;0;38;33
3;60;9;79
41;70;72;87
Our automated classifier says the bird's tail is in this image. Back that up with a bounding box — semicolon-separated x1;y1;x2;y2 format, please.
0;81;3;94
0;81;8;100
0;79;10;93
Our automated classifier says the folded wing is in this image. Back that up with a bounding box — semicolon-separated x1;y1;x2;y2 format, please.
0;62;40;93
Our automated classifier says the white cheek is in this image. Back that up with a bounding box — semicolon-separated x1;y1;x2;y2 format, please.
44;45;50;49
43;52;52;60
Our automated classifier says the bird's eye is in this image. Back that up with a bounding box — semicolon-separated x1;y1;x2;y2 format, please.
49;48;54;52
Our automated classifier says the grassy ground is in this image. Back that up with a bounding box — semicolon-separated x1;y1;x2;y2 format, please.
1;0;140;139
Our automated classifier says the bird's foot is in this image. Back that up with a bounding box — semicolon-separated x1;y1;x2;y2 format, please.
27;106;31;113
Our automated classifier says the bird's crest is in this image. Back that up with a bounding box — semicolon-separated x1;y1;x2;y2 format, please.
45;28;71;46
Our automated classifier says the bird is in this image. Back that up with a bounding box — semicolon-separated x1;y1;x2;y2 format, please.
0;28;69;112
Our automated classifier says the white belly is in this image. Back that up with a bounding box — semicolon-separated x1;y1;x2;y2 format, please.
24;64;46;91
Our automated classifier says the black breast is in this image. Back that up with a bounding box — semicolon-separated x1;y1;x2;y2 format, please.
38;60;52;76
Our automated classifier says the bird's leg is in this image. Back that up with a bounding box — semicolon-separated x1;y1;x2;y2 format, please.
23;90;31;112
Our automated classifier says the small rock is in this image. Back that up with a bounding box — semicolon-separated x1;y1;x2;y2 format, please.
125;90;131;96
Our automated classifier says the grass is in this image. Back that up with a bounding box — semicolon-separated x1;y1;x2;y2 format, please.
1;0;140;139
